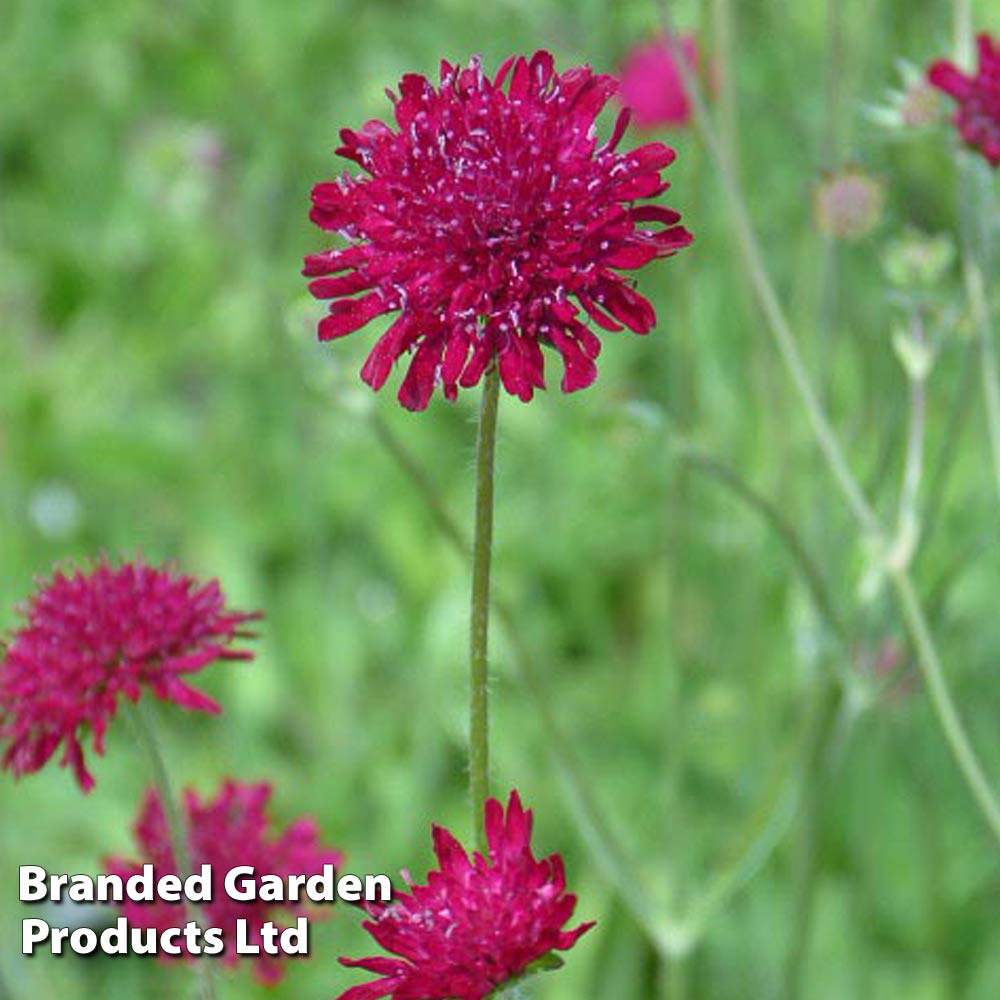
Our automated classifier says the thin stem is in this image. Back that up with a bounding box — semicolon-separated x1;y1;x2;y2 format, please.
920;340;974;552
890;309;927;570
953;2;1000;508
667;951;688;1000
899;313;927;522
689;679;841;938
711;0;738;179
469;366;500;851
821;0;845;168
954;0;973;68
674;441;848;645
655;0;1000;849
366;411;664;939
888;569;1000;839
370;412;467;555
126;701;215;1000
657;7;879;539
368;411;854;952
954;0;1000;510
964;253;1000;508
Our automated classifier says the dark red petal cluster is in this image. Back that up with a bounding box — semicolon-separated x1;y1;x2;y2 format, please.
107;780;343;984
928;33;1000;166
305;51;692;410
338;790;593;1000
618;33;699;128
0;559;259;791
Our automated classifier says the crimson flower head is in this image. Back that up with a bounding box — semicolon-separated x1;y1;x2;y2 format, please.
0;559;259;791
618;33;700;128
338;790;593;1000
108;780;343;984
928;33;1000;166
305;51;692;410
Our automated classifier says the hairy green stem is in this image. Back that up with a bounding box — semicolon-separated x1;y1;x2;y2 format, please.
126;701;215;1000
890;308;927;570
367;411;665;942
368;410;854;955
656;0;1000;849
469;367;499;851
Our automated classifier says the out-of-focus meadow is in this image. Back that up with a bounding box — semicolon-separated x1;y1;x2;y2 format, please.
2;0;1000;997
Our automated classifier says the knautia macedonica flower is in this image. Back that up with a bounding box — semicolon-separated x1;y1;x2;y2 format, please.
338;790;593;999
0;559;259;791
107;780;343;983
305;51;692;410
618;33;700;129
928;33;1000;166
813;167;885;241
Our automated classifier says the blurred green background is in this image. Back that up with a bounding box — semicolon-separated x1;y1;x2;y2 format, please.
2;0;1000;997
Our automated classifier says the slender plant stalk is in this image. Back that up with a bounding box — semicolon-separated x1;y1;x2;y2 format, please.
126;701;215;1000
469;366;500;851
711;0;739;178
919;341;974;553
674;441;848;645
690;679;842;940
816;0;845;405
370;413;467;554
899;312;927;526
953;0;1000;509
953;0;973;68
367;410;667;945
368;409;854;954
668;951;688;1000
890;308;927;570
970;263;1000;504
655;0;1000;850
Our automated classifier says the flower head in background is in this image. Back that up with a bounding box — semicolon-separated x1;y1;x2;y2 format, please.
0;559;259;790
107;780;343;983
305;51;692;410
928;33;1000;166
338;790;593;999
813;167;885;241
866;60;942;131
618;33;700;128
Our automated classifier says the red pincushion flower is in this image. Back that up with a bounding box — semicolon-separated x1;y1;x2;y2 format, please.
107;780;343;984
928;33;1000;166
337;790;593;999
305;51;692;411
618;33;700;128
0;559;259;791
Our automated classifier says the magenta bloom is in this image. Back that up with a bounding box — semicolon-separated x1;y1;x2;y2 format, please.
618;33;700;128
305;51;692;410
338;790;593;999
928;33;1000;166
107;780;343;983
0;559;258;791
